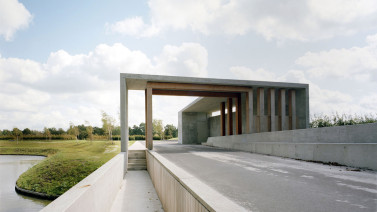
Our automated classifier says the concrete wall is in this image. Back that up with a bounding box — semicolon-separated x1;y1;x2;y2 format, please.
205;123;377;170
208;114;290;137
146;150;247;212
179;111;209;144
41;153;125;212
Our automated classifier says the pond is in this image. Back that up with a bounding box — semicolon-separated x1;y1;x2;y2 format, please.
0;155;51;212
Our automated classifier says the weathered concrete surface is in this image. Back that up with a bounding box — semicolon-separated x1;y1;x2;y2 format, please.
179;111;209;144
153;141;377;212
110;171;163;212
147;148;246;212
206;123;377;170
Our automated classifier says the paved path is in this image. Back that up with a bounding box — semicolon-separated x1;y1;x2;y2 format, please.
111;141;163;212
152;141;377;212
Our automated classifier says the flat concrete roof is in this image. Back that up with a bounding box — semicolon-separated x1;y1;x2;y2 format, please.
180;97;228;113
121;73;308;90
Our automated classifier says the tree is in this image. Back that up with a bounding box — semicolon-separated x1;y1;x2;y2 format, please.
12;128;22;144
43;127;52;141
139;122;145;135
22;128;32;135
153;119;164;140
101;111;115;143
68;122;79;141
85;121;93;142
164;124;178;138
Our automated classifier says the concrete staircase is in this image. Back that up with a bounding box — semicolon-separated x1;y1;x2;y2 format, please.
128;150;147;170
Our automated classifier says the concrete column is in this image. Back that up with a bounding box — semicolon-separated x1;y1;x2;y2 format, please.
278;89;286;131
220;102;225;136
245;89;253;134
146;87;153;150
256;88;264;133
120;77;128;176
289;89;296;130
235;95;242;135
268;88;276;132
227;98;233;135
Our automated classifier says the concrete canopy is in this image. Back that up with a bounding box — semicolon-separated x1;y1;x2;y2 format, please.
122;73;309;91
120;73;309;154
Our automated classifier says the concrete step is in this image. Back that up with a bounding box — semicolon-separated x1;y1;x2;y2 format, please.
128;164;147;170
128;159;146;164
128;150;146;159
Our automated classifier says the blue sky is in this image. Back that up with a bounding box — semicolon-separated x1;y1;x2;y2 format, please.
1;0;376;130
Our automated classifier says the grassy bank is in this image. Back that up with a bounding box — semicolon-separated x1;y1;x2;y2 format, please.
0;140;134;197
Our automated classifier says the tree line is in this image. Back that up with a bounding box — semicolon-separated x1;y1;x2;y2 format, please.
0;112;178;141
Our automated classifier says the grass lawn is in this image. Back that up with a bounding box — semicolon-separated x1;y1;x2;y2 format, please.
0;140;134;197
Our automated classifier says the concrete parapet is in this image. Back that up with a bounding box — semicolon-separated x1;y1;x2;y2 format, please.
205;123;377;170
41;153;125;212
146;150;247;212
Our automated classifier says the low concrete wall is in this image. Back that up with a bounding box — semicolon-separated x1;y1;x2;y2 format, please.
41;153;125;212
206;123;377;170
146;150;246;212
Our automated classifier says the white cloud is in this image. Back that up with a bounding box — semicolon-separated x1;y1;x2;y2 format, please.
0;0;32;41
112;0;377;41
230;66;278;82
154;43;208;77
296;33;377;81
106;16;160;38
0;42;208;130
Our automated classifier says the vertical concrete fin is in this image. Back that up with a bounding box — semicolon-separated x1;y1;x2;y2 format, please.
120;76;128;176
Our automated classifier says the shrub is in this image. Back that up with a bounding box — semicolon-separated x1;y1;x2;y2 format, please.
310;113;377;128
134;135;145;140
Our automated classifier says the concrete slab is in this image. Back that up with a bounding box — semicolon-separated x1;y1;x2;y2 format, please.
110;171;164;212
152;141;377;212
129;141;146;150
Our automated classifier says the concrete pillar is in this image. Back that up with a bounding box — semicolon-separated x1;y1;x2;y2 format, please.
256;88;264;133
235;95;242;135
268;88;276;132
120;77;128;176
227;98;233;135
289;89;296;130
245;89;253;134
278;89;286;131
146;87;153;150
220;102;225;136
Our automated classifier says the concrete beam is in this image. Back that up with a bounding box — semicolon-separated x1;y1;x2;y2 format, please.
289;90;296;130
146;87;153;150
220;102;225;136
227;98;233;135
256;88;264;133
268;88;276;132
278;89;286;131
235;95;242;135
245;89;253;134
120;77;128;175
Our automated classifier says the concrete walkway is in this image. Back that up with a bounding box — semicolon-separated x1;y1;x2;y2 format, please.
110;141;163;212
152;141;377;212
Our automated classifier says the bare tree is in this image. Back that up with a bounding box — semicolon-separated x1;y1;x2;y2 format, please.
101;111;115;143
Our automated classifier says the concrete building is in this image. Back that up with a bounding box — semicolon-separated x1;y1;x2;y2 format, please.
120;73;309;151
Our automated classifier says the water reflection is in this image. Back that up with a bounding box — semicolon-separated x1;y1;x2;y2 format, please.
0;155;51;212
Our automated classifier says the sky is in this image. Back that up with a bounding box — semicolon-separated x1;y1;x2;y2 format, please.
0;0;376;130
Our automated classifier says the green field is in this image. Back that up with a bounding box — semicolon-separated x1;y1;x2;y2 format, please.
0;140;133;197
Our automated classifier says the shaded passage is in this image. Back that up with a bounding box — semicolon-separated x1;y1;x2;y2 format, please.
152;141;377;212
0;155;50;212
